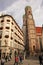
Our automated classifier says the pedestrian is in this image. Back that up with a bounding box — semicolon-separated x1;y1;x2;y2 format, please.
14;55;19;65
9;53;12;59
39;54;42;65
1;56;5;65
42;54;43;65
5;55;8;62
19;53;23;64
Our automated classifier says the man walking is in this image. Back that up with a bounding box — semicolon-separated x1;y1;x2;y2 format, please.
39;54;42;65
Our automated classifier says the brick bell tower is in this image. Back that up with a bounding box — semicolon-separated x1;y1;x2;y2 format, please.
23;6;36;56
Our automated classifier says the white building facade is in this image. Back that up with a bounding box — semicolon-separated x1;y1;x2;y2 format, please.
0;14;24;59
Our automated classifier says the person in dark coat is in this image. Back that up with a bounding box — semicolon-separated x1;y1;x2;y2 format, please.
19;54;23;64
1;57;5;65
5;55;8;62
42;54;43;65
39;54;42;65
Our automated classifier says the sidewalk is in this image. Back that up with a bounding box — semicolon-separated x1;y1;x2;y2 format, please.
23;59;39;65
0;58;40;65
4;59;40;65
0;60;1;65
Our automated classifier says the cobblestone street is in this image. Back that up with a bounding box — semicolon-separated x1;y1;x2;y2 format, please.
0;59;40;65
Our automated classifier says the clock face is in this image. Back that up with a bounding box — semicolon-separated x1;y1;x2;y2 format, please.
28;15;33;19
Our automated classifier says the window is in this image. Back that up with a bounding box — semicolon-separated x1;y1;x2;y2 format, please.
0;36;2;39
11;37;13;40
1;20;4;22
0;27;3;30
6;27;10;29
11;29;13;32
5;35;9;38
7;20;10;22
14;39;18;42
11;22;14;25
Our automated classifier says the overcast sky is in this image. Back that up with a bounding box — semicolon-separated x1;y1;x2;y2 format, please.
0;0;43;28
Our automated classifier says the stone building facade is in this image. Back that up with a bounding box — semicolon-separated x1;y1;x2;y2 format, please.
0;14;24;59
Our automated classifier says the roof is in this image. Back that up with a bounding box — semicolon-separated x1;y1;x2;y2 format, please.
36;27;42;33
36;27;42;36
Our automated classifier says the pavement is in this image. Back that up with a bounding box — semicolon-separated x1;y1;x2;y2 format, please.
2;59;40;65
0;57;40;65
